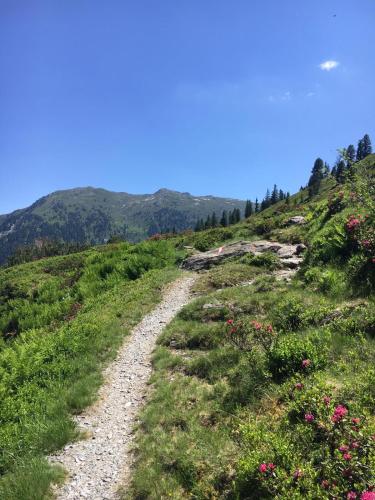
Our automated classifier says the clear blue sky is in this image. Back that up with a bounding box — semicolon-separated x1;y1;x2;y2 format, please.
0;1;374;214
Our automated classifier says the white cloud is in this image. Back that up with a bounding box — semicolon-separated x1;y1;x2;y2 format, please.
319;60;340;71
306;91;315;97
281;91;292;101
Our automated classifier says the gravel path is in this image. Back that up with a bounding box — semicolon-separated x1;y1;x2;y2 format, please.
50;273;196;500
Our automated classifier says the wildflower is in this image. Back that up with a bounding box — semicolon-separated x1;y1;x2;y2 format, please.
343;453;352;461
293;469;303;480
362;240;371;248
342;468;353;478
361;493;375;500
350;441;359;449
332;405;348;423
252;321;262;330
226;319;234;325
302;359;311;369
295;382;304;391
347;492;357;500
230;327;237;334
304;413;315;423
259;463;267;473
266;324;273;333
352;417;361;425
339;445;349;453
323;396;331;406
321;480;330;490
268;463;276;471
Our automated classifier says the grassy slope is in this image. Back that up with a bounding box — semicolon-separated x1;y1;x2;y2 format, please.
0;240;184;500
127;158;375;499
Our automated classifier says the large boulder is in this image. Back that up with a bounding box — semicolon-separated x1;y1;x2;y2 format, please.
286;216;306;226
181;240;306;271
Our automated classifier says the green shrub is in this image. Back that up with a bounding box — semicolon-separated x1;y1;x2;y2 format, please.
268;331;329;379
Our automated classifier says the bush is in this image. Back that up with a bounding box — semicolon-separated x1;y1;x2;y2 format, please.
268;331;329;379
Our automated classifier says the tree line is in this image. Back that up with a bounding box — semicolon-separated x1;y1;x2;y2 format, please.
308;133;372;196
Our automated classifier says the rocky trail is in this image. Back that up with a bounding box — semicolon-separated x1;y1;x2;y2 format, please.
50;274;196;500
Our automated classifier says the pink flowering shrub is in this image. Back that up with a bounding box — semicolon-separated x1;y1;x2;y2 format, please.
225;317;277;353
236;381;375;498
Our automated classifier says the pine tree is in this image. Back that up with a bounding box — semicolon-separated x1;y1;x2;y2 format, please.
211;212;218;228
228;210;235;225
363;134;372;157
220;210;228;227
357;139;364;161
308;157;324;196
278;189;284;201
271;184;279;205
235;208;241;222
335;160;346;184
346;144;356;166
255;198;259;213
323;162;330;176
245;200;253;218
331;165;337;177
205;215;212;229
285;192;290;205
194;219;201;232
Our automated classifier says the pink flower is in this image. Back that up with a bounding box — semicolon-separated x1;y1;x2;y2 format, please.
347;493;357;500
295;382;304;391
331;405;348;423
339;445;349;453
252;321;262;330
293;469;303;480
230;327;237;334
321;480;330;490
323;396;331;406
361;493;375;500
343;453;352;461
302;359;311;369
352;417;361;425
268;463;276;471
350;441;359;449
226;319;234;325
304;413;315;423
266;324;273;333
259;463;267;473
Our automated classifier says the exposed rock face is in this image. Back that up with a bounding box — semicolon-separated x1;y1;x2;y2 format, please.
181;240;306;271
286;216;306;225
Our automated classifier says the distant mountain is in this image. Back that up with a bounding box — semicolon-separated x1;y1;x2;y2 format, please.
0;187;246;264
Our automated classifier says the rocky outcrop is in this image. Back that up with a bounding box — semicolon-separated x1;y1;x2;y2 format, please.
181;240;306;271
286;216;306;225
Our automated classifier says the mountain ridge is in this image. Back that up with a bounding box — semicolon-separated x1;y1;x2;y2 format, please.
0;186;246;264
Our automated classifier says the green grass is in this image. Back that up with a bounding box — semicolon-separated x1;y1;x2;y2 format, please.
0;239;182;500
126;159;375;499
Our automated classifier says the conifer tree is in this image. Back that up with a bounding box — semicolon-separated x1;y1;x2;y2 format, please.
346;144;356;166
235;208;241;222
308;157;324;196
255;198;259;213
356;139;364;161
211;212;218;228
363;134;372;157
271;184;279;205
220;210;228;227
205;215;212;229
278;189;284;201
285;192;290;205
335;160;346;184
245;200;253;218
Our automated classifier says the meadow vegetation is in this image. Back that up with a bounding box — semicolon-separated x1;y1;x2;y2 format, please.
127;155;375;499
0;240;184;499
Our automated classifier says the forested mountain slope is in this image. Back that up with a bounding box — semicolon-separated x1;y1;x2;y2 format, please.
0;187;245;264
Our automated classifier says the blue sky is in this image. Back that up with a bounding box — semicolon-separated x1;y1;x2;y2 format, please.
0;1;374;214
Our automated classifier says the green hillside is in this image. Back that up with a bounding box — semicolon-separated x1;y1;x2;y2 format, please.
0;154;374;499
0;187;246;265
